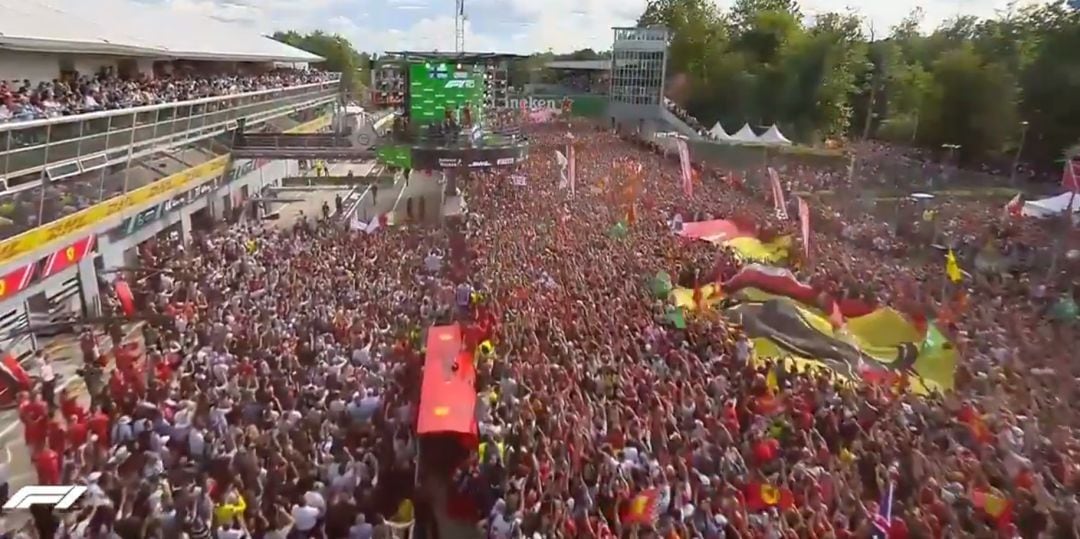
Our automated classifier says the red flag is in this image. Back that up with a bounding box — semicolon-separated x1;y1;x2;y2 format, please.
1063;158;1080;192
114;281;136;317
768;168;788;219
621;488;661;525
1;352;31;389
797;196;811;259
0;263;35;301
745;481;795;513
971;489;1013;529
41;236;95;279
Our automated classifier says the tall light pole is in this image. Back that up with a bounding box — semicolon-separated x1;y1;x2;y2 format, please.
1010;120;1029;186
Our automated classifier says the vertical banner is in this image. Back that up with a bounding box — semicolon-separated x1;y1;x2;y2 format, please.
41;236;96;280
768;167;788;219
568;143;577;196
0;263;35;301
797;196;811;259
555;150;569;190
1063;157;1080;192
676;137;693;198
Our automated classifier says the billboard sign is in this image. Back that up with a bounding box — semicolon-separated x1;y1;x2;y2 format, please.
408;62;484;126
507;94;608;118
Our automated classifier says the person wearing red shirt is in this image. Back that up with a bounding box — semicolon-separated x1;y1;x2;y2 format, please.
46;413;67;455
19;393;48;449
155;357;175;384
752;436;780;466
34;447;61;485
889;515;910;539
58;388;86;424
87;405;111;448
109;372;129;403
68;414;89;448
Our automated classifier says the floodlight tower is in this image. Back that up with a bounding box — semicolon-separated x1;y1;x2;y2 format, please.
455;0;466;53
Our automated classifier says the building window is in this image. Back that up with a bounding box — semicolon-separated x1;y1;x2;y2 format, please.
609;48;664;106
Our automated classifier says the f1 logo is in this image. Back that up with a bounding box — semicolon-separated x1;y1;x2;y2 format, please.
445;80;476;89
3;486;88;510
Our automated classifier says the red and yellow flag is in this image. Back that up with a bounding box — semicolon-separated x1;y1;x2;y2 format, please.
621;488;660;525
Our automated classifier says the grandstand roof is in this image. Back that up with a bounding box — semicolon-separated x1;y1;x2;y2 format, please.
0;0;322;63
546;60;611;71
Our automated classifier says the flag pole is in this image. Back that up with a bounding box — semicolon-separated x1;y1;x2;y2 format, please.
1048;190;1076;280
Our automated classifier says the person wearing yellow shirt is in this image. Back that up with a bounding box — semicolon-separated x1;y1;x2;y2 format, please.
214;490;247;527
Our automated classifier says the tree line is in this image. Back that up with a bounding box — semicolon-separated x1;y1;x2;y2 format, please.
271;31;371;98
638;0;1080;169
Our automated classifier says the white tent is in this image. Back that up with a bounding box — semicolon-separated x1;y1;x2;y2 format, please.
731;123;760;144
1021;192;1080;219
710;122;732;141
757;124;792;146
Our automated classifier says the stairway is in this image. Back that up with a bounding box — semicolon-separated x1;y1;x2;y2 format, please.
660;106;704;140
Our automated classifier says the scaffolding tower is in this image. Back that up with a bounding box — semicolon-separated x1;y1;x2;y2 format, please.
455;0;466;53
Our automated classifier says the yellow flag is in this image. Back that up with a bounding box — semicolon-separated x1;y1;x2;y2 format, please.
766;367;779;394
946;250;962;283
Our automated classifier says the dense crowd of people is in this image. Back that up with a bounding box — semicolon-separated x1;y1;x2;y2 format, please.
9;119;1080;539
0;70;335;124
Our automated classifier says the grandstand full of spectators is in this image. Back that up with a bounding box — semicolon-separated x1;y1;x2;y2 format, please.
0;71;335;124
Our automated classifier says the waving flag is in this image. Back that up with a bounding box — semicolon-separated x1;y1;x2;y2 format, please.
676;137;693;197
621;488;662;525
114;281;136;317
768;168;788;219
568;142;577;196
1063;157;1080;192
555;150;568;190
946;249;963;283
745;481;794;512
971;489;1013;529
797;196;810;259
871;479;895;538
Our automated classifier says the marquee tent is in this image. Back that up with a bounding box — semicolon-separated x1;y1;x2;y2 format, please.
757;125;792;146
731;124;760;144
1021;192;1080;219
710;122;732;141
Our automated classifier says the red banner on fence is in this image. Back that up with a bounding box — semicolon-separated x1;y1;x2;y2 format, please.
0;263;35;301
41;236;95;279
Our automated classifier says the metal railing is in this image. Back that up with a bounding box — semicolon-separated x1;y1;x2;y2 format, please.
0;78;340;190
0;103;335;243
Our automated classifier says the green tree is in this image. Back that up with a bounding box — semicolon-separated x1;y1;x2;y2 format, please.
918;45;1018;160
271;30;370;98
636;0;1080;165
1017;3;1080;167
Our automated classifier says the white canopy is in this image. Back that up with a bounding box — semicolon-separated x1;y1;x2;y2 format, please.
710;122;732;141
757;124;792;146
1022;192;1080;219
731;123;760;144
